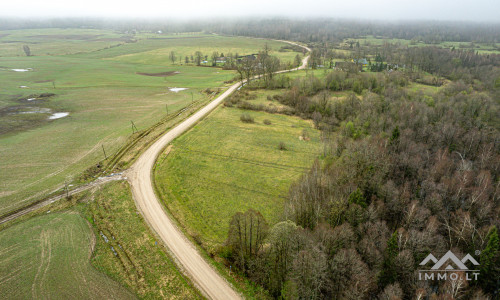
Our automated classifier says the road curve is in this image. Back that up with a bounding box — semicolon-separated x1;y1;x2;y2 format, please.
128;41;310;300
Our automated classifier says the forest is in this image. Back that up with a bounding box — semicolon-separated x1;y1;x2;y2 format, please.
221;29;499;299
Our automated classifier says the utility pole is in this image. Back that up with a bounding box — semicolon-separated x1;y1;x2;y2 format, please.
131;120;138;133
102;144;107;159
166;104;169;114
64;180;69;199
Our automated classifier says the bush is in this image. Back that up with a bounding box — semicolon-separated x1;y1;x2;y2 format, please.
246;94;257;100
278;142;287;151
240;113;254;123
301;129;309;140
263;119;272;125
273;94;282;101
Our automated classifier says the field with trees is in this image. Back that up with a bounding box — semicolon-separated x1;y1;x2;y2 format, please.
208;25;500;299
106;34;301;67
154;101;322;251
0;18;498;300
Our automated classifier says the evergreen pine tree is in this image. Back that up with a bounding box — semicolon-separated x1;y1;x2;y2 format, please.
379;231;399;287
480;226;499;295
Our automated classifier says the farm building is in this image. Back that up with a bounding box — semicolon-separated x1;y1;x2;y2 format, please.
335;61;362;71
352;58;369;65
237;54;257;62
215;57;227;63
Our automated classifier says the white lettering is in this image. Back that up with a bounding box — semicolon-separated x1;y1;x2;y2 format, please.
425;273;434;280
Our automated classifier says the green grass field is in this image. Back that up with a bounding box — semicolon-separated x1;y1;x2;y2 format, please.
0;29;294;216
0;56;224;215
0;210;136;299
0;29;210;57
0;28;126;57
154;101;321;250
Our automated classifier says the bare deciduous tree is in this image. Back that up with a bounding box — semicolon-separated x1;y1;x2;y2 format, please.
226;209;268;272
169;51;176;64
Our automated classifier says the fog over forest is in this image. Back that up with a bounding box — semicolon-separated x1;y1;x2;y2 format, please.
1;0;499;22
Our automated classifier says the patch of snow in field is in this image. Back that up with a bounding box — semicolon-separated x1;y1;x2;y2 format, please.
169;87;188;92
12;68;31;72
48;112;69;120
27;98;36;101
16;107;51;114
19;86;28;88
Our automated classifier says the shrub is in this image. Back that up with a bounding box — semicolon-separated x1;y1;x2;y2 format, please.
246;94;257;100
263;119;272;125
240;113;254;123
301;129;309;140
273;94;282;101
278;142;287;151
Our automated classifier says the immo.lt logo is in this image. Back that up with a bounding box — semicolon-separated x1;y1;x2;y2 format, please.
418;250;480;281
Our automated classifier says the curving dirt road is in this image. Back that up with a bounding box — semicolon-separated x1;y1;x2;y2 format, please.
127;41;310;300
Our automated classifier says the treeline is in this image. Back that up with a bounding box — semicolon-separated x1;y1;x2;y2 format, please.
2;18;499;45
231;45;301;84
308;44;500;96
209;19;500;44
223;68;499;298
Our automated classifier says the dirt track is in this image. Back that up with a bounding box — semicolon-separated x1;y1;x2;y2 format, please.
0;174;125;225
127;41;310;299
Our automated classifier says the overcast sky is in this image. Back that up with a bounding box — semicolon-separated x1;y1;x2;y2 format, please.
1;0;499;22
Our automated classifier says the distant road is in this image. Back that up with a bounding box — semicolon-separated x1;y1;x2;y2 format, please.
127;40;310;299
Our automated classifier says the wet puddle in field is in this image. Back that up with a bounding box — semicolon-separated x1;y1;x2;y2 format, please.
16;107;52;114
0;93;68;135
